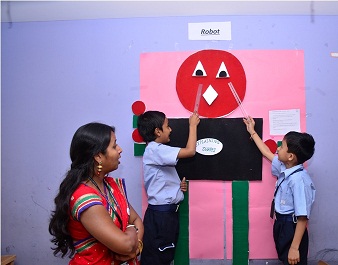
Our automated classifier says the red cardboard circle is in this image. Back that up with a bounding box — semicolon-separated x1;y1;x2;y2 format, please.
132;101;146;115
264;139;277;154
176;50;246;118
132;128;144;143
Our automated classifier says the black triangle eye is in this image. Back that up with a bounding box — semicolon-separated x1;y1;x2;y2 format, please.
216;62;230;78
192;61;207;77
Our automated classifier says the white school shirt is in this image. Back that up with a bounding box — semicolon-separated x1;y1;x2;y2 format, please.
142;141;184;205
271;156;316;218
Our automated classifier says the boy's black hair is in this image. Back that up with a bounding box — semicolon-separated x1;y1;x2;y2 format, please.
284;131;315;164
137;110;166;143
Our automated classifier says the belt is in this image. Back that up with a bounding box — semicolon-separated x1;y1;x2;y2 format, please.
148;204;180;212
275;212;297;223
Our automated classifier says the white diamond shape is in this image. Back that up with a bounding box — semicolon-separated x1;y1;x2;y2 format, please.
203;85;218;105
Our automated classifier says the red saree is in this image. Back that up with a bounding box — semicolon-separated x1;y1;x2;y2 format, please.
68;177;139;265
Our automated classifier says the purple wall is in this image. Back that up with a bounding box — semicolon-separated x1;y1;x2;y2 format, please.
2;14;338;265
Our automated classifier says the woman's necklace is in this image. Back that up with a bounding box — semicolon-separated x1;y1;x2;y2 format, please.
88;176;123;227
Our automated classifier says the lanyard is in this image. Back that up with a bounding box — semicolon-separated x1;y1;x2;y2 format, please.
270;167;303;219
273;168;303;198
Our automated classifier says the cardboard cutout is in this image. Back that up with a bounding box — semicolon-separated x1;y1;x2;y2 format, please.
168;118;263;181
176;50;246;118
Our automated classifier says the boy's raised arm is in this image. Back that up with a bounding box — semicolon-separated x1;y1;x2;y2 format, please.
243;116;275;162
178;112;200;159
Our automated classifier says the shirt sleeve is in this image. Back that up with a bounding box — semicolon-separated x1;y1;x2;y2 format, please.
148;143;180;166
291;173;316;218
70;185;103;221
271;155;283;178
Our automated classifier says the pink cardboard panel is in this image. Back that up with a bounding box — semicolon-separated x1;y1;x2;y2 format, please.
140;50;305;259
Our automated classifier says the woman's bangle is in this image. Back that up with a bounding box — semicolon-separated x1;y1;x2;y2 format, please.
126;224;139;233
250;132;257;140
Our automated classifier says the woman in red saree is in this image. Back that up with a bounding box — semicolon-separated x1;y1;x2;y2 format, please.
49;122;144;265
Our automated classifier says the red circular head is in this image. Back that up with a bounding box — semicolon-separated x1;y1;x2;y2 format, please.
132;101;146;115
176;50;246;118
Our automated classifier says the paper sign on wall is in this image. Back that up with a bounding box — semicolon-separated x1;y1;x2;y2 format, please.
188;21;231;40
269;109;301;135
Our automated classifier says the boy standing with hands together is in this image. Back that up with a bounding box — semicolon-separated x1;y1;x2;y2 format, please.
137;110;200;265
243;116;315;265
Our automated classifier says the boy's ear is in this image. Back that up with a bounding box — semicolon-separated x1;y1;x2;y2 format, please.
155;128;161;137
288;153;297;163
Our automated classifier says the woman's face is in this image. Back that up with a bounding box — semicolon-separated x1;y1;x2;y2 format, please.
101;131;122;173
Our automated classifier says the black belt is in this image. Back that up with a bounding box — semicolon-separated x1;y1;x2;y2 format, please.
148;204;180;212
275;212;297;223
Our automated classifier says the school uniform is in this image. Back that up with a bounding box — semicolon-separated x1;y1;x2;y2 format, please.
271;156;316;265
141;142;183;265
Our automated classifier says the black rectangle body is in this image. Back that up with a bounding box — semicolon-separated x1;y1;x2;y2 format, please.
167;118;263;181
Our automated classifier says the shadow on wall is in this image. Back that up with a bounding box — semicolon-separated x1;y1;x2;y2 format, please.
312;249;338;265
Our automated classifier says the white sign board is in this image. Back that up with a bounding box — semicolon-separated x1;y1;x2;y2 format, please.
188;21;232;40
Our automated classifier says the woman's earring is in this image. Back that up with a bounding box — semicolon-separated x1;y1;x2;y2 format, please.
97;161;102;175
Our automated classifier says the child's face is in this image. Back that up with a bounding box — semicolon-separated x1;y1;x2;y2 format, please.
277;139;291;163
157;117;172;143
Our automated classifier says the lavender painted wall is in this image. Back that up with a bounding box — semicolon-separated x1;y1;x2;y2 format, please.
1;14;338;265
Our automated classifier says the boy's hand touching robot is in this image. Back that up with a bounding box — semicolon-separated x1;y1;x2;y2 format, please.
243;116;256;135
189;112;200;127
180;177;188;192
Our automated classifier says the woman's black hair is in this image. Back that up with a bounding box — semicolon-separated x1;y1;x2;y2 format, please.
137;111;166;143
48;122;115;258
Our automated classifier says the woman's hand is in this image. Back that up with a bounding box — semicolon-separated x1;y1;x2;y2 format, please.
114;252;137;262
